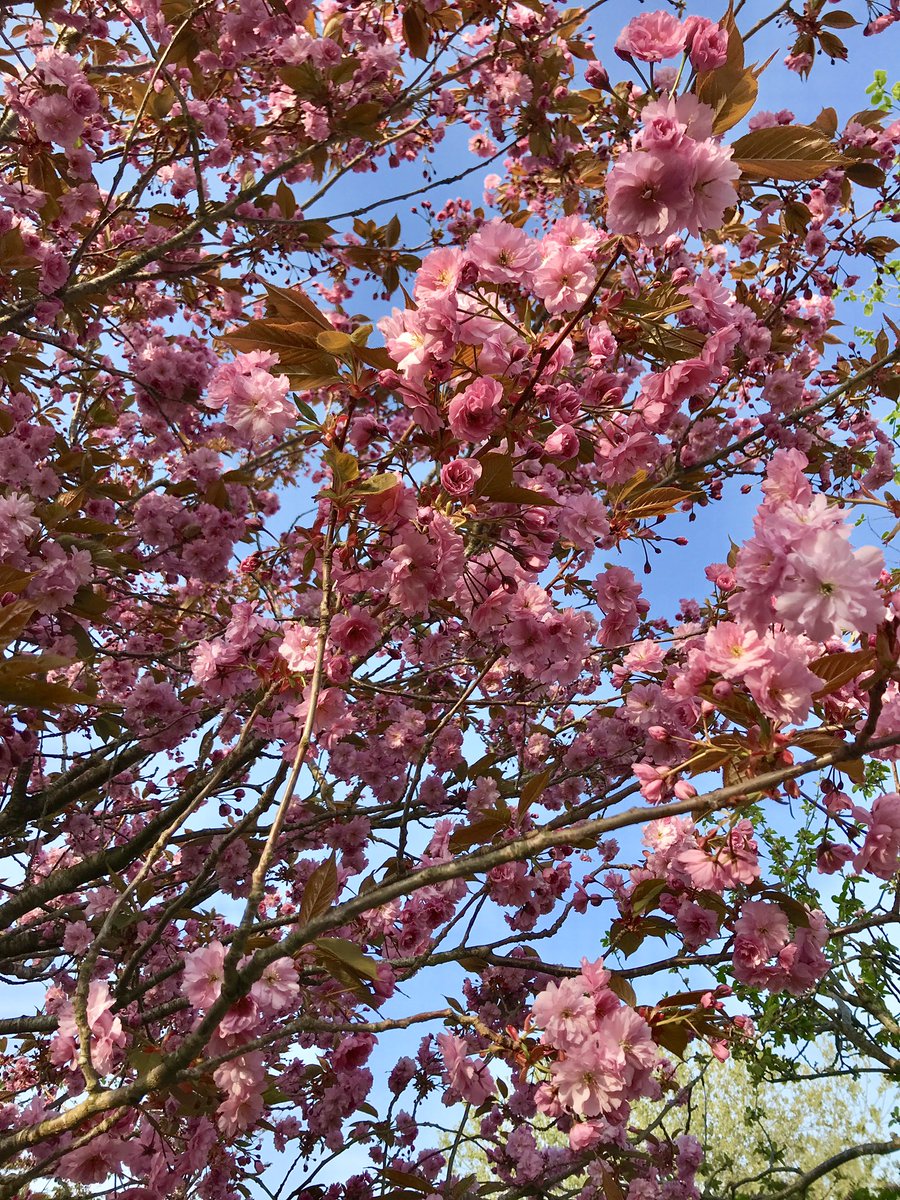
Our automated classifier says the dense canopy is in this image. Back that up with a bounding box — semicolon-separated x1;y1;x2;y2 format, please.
0;2;899;1199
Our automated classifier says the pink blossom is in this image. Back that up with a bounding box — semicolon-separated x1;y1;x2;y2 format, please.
59;1136;124;1184
207;351;295;446
550;1033;625;1117
465;219;542;286
250;956;299;1014
615;11;686;62
533;245;595;314
606;149;692;244
531;976;594;1049
774;532;884;641
441;457;482;496
29;93;84;149
733;901;790;956
447;377;503;442
853;792;900;879
676;901;720;951
0;492;39;558
684;16;729;71
330;606;381;656
684;140;739;234
436;1032;495;1105
279;623;319;673
414;247;464;300
182;940;227;1008
699;622;770;681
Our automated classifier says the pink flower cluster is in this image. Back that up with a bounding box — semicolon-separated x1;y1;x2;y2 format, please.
732;901;830;995
731;450;884;640
206;350;297;448
606;95;738;243
531;958;658;1140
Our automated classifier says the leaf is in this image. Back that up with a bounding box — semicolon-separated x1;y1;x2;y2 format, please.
274;181;297;218
655;988;716;1009
756;888;811;927
630;878;668;915
625;486;695;521
475;452;559;507
381;1169;433;1195
694;13;766;134
316;330;355;354
402;6;430;58
601;1169;626;1200
606;971;636;1007
809;648;875;697
847;162;887;188
518;768;551;820
298;854;338;926
731;125;844;181
821;10;857;27
0;601;34;651
219;320;334;371
339;101;384;134
353;472;401;496
314;937;379;981
0;673;88;709
651;1017;692;1059
323;448;359;487
263;283;333;329
609;919;644;957
448;806;512;853
812;107;839;137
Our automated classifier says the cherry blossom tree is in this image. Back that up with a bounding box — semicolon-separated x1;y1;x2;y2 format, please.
1;1;900;1199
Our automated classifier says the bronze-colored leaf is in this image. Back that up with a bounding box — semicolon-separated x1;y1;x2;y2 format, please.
809;648;875;697
475;452;559;508
298;854;338;926
732;125;844;181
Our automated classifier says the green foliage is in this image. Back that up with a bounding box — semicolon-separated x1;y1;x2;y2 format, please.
866;70;900;112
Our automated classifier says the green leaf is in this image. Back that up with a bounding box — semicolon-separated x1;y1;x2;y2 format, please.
314;937;380;981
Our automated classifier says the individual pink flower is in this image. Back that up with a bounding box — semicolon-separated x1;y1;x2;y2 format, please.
544;423;579;459
676;901;720;951
615;11;686;62
533;245;595;314
58;1136;124;1185
330;606;381;656
605;148;692;244
279;623;319;673
441;457;482;496
853;792;900;879
29;93;85;149
684;140;739;234
531;976;594;1049
642;95;715;142
775;532;884;641
684;15;729;71
414;246;464;300
465;219;542;286
436;1032;495;1105
700;622;771;681
250;957;299;1014
733;901;790;956
550;1033;625;1117
182;940;227;1008
0;492;39;558
447;377;503;442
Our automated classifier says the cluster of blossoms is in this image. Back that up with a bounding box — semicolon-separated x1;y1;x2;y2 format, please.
531;960;659;1142
607;95;740;244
